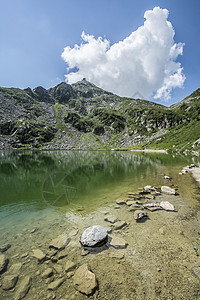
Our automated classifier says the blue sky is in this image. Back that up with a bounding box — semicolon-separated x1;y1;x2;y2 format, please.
0;0;199;105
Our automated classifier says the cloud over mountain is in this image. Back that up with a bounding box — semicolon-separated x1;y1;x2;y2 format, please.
61;6;185;100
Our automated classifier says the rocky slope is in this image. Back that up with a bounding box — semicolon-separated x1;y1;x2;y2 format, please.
0;79;199;151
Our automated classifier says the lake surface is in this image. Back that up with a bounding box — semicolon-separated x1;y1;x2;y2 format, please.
0;150;200;299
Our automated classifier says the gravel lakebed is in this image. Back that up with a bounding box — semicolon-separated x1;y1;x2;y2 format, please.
0;166;200;299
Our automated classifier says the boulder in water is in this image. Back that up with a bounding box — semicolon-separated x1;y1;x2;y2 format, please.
80;225;108;247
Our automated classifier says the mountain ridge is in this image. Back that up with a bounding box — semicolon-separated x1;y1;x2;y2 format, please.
0;80;199;152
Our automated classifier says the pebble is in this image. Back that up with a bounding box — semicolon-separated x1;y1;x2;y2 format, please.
47;278;65;290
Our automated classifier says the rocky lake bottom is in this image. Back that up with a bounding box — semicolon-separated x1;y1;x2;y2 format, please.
0;151;200;299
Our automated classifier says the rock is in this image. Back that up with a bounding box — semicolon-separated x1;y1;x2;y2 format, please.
193;267;200;280
190;164;196;168
80;225;108;247
32;249;46;262
53;264;63;274
134;210;148;221
104;215;118;223
109;251;124;259
113;221;127;230
2;275;18;290
109;236;128;249
160;201;175;211
128;204;141;212
0;243;11;253
0;254;9;273
47;278;65;290
161;186;177;195
21;252;29;258
164;176;171;179
126;200;137;206
81;249;89;256
49;235;71;250
116;199;127;205
182;169;188;174
57;248;68;260
8;263;22;276
159;227;167;235
65;261;76;273
143;203;159;208
74;264;97;295
14;276;31;300
41;268;53;279
143;185;155;191
30;228;39;234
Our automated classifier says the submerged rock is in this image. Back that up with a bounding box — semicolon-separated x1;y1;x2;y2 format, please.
0;254;9;273
104;215;118;224
41;267;53;279
113;221;127;230
74;264;97;295
134;210;148;222
47;278;65;290
164;175;171;179
80;225;108;247
9;263;22;276
161;186;177;195
109;236;128;249
65;261;76;273
0;243;11;253
2;275;18;290
143;185;155;192
160;201;175;211
32;249;46;262
14;276;31;300
116;199;127;205
49;235;71;250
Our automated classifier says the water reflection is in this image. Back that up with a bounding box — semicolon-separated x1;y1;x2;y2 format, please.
0;150;198;216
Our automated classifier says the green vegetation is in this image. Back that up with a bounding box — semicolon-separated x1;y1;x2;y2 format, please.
0;80;199;151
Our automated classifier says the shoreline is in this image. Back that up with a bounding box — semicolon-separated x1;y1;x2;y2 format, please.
129;149;167;153
191;166;200;185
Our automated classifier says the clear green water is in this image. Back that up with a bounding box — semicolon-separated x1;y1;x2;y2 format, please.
0;150;199;220
1;150;200;299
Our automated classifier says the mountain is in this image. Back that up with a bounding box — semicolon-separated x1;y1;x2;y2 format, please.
0;79;199;152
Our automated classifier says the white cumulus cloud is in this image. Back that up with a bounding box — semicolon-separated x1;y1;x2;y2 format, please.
61;6;185;100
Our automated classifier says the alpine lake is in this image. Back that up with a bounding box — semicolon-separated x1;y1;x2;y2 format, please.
0;150;200;300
